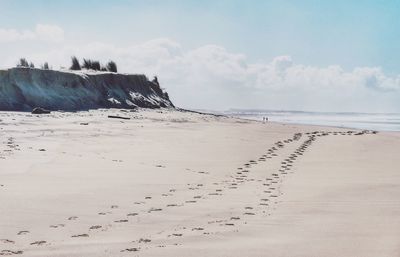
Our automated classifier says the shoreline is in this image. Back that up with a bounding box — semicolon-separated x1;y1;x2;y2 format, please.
218;111;400;132
231;117;399;132
1;108;399;256
1;108;396;132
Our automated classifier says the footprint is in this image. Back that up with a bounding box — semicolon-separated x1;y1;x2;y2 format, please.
50;224;65;228
68;216;78;221
121;248;139;252
127;213;138;216
17;231;29;236
114;219;129;223
0;250;23;255
71;234;89;238
138;238;151;243
30;241;47;246
148;208;162;213
0;239;14;244
89;225;102;230
111;205;119;209
192;227;204;231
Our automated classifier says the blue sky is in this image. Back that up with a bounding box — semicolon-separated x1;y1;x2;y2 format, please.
2;0;399;71
0;0;399;111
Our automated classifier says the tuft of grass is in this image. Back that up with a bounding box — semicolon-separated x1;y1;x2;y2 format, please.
17;58;29;67
152;76;159;85
106;61;117;72
70;56;81;70
82;58;92;70
15;57;121;74
91;61;101;71
41;62;50;70
82;58;101;70
70;57;119;72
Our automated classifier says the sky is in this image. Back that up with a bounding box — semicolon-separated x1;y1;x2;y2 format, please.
0;0;400;112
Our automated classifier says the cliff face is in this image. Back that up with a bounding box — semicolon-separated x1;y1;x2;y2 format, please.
0;68;174;111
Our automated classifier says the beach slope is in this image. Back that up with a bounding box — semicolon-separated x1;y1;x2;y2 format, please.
0;109;399;256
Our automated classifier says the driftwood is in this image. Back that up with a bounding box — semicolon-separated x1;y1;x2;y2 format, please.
107;115;131;120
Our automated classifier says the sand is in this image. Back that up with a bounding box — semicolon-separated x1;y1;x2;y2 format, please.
0;109;399;256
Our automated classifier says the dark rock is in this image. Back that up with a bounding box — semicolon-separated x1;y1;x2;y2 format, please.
31;107;51;114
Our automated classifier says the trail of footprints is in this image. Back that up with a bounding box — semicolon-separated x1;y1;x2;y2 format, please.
0;130;377;255
0;137;21;160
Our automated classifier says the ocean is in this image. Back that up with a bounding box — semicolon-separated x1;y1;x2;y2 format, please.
221;110;400;132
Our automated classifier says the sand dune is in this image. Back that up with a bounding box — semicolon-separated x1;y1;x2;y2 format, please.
0;109;399;256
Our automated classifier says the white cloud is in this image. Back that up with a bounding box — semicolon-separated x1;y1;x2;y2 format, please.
0;28;35;42
1;36;399;112
34;24;64;42
0;24;64;43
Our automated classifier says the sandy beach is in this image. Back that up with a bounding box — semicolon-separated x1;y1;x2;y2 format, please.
0;109;399;256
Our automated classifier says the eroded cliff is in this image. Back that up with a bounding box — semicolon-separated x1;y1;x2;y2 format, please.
0;68;174;111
